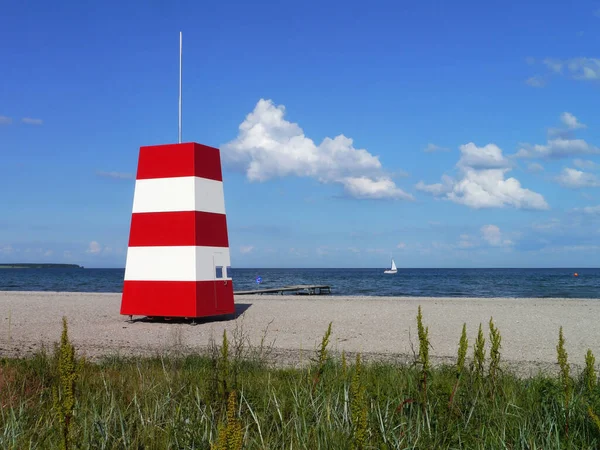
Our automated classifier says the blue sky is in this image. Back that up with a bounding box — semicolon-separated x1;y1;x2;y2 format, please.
2;0;600;268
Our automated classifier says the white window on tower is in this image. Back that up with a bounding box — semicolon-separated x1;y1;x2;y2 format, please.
215;266;223;279
225;266;232;278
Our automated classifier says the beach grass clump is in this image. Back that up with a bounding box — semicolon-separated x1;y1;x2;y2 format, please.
211;390;244;450
350;354;368;449
583;349;597;394
448;323;468;409
52;317;82;450
219;329;231;401
2;317;600;448
312;321;332;391
416;306;430;407
488;317;502;391
557;326;572;437
583;349;600;433
472;322;486;384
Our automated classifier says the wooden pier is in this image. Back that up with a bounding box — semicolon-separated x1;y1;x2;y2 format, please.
234;284;332;296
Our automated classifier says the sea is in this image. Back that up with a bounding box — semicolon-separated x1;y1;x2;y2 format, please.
0;268;599;298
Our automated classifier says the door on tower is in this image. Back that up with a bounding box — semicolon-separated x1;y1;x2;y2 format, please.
213;252;224;310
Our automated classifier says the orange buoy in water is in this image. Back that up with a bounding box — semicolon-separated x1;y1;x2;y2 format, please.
574;273;579;277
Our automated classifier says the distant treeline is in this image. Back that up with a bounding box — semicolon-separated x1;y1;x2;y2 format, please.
0;263;84;269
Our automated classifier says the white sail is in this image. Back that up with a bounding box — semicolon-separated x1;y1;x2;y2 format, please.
384;257;397;274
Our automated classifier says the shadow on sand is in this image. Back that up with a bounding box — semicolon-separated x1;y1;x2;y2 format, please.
125;303;252;326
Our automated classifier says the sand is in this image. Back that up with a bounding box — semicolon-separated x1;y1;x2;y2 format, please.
1;291;598;377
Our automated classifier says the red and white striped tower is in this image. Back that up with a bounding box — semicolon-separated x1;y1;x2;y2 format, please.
120;142;235;318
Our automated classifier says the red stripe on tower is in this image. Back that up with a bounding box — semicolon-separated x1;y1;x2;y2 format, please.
128;211;229;248
120;142;235;318
136;143;223;181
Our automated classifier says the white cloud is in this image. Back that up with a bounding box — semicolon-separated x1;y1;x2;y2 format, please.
86;241;102;254
97;171;135;180
21;117;43;125
457;143;512;170
516;138;599;159
0;116;12;125
527;162;545;173
573;159;600;170
393;169;410;178
397;242;406;249
543;58;564;73
17;247;53;256
289;247;308;257
517;113;598;159
423;143;449;153
430;241;454;251
417;143;548;210
448;170;548;209
0;245;14;255
555;168;600;188
239;245;254;254
415;175;454;196
577;205;600;214
342;176;413;200
83;242;117;256
481;224;513;247
543;58;600;81
546;112;586;138
316;246;329;256
531;218;561;231
457;234;477;248
525;76;545;88
560;112;586;130
222;99;413;200
556;245;600;252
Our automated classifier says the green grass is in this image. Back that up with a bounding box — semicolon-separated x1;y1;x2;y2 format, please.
1;313;600;449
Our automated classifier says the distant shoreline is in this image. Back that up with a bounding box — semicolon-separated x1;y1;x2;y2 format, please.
0;263;84;269
1;266;598;270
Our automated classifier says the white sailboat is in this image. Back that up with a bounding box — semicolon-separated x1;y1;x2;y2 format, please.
384;257;397;274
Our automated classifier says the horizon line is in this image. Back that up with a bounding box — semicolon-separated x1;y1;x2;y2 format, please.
76;266;597;270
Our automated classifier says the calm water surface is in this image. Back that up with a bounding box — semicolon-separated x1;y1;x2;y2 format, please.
0;268;599;298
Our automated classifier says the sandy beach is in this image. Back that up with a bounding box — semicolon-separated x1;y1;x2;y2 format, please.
1;291;598;377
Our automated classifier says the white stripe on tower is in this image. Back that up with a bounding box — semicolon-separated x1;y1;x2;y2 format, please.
132;177;226;214
124;246;231;281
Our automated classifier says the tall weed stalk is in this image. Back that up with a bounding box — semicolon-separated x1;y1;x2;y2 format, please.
312;322;332;391
472;323;486;386
219;330;231;401
350;354;368;449
557;326;571;438
584;349;600;432
488;317;502;393
584;349;597;394
211;390;243;450
52;317;81;450
449;323;468;410
416;306;430;408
